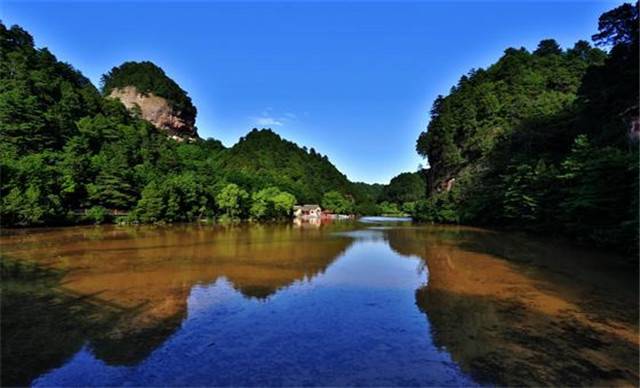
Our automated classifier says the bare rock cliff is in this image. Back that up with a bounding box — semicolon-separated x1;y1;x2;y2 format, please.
109;86;198;140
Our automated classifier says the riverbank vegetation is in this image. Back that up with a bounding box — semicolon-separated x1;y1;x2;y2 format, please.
412;2;638;254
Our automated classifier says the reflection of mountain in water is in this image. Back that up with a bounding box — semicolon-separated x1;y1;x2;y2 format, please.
0;224;355;385
383;225;639;387
3;223;637;387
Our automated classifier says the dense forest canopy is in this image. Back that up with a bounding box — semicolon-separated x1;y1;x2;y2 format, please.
0;24;103;154
416;40;607;186
216;128;354;204
0;22;385;225
413;2;638;254
379;172;425;205
101;61;197;121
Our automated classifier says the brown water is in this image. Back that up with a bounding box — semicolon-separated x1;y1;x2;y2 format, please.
1;220;638;386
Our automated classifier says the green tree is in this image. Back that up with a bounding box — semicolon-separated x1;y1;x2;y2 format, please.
591;2;638;47
84;206;109;224
379;172;426;204
378;201;402;216
216;183;249;219
250;186;296;220
134;182;165;223
321;191;353;214
86;146;137;210
132;174;211;223
272;191;296;218
0;152;65;225
411;195;460;223
534;39;562;56
557;135;636;246
250;187;280;220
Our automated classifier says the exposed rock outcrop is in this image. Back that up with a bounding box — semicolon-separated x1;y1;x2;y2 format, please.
109;86;198;141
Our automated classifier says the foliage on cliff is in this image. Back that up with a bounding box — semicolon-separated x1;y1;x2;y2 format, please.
101;61;197;121
413;2;639;253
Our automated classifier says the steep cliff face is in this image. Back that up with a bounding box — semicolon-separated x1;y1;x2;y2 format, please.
109;86;197;140
101;61;199;141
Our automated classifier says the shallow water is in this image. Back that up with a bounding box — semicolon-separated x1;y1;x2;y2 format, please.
1;221;637;386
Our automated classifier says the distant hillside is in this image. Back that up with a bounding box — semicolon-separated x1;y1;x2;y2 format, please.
379;171;425;204
216;129;355;204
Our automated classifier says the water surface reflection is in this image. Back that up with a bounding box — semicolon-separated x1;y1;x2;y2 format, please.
385;225;638;386
1;222;637;386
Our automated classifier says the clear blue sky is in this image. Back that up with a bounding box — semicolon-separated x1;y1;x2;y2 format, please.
1;1;619;183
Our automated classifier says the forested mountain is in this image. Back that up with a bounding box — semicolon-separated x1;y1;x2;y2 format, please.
0;22;378;225
414;2;638;253
216;129;353;204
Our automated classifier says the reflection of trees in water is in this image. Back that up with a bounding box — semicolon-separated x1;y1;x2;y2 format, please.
417;287;637;386
384;225;639;386
5;223;637;387
2;257;187;386
0;224;356;385
1;259;111;386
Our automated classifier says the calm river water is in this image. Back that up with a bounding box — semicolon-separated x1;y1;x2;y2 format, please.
1;220;638;386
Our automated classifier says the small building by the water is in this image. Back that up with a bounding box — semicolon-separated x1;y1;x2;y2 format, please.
293;204;322;219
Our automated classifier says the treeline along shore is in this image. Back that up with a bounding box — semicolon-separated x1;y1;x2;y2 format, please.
1;2;638;256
